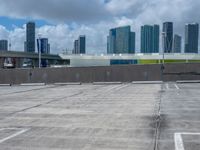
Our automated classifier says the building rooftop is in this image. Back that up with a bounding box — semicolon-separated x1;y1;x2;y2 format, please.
60;53;200;60
0;82;199;150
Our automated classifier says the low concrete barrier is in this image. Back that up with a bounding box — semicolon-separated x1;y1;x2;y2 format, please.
176;80;200;83
0;84;11;86
0;63;200;84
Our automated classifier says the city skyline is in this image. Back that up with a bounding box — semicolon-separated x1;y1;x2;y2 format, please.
0;21;200;54
0;0;200;54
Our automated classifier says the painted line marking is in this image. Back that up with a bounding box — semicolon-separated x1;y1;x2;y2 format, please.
174;132;200;150
166;83;169;90
174;84;180;90
0;128;29;144
174;133;185;150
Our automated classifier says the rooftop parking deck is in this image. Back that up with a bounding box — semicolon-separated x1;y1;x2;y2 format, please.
0;83;199;150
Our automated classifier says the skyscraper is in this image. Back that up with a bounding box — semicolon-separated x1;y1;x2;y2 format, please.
107;29;116;54
153;25;160;53
37;38;50;67
163;22;173;53
141;25;153;53
107;26;135;54
129;32;135;54
115;26;130;53
37;38;50;54
25;22;35;53
0;40;8;51
73;35;86;54
173;34;182;53
73;40;79;54
184;23;199;53
78;35;86;54
141;25;159;53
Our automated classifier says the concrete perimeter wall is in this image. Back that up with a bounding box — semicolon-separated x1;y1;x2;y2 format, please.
1;63;200;84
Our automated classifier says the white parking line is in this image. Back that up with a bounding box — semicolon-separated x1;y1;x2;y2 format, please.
165;83;169;90
174;84;180;90
174;132;200;150
174;133;185;150
0;128;29;144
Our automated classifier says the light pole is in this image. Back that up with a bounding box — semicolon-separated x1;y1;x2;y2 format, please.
38;34;42;68
162;32;166;65
161;32;166;81
8;38;11;51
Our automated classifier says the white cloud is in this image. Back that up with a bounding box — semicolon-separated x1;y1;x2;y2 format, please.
105;0;141;15
0;25;9;40
1;0;200;53
0;0;110;23
0;17;137;54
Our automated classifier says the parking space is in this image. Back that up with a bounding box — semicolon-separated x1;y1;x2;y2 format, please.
0;83;199;149
158;83;200;150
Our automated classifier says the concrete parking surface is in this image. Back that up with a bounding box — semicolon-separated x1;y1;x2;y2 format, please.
0;83;199;150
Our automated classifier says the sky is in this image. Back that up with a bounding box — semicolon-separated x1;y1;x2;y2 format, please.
0;0;199;54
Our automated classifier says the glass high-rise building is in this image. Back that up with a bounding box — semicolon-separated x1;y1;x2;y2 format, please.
73;40;79;54
37;38;50;54
73;35;86;54
36;38;50;67
163;22;173;53
0;40;8;51
141;25;159;53
115;26;130;53
107;29;116;54
153;25;160;53
78;35;86;54
107;26;135;54
173;34;181;53
129;32;135;54
184;23;199;53
25;22;35;53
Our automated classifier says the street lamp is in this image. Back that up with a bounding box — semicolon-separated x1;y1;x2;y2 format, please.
161;32;166;81
162;32;166;65
8;37;12;51
38;34;42;68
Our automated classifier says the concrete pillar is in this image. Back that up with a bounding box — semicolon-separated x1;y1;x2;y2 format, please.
15;58;23;68
0;57;4;68
48;60;56;66
33;59;39;68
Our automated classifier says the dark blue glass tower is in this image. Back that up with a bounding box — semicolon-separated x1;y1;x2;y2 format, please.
163;22;173;53
73;35;86;54
173;34;182;53
141;25;159;53
107;26;135;54
25;22;35;53
184;23;199;53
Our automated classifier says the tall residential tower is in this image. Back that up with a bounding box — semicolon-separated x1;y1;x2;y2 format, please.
173;34;182;53
73;35;86;54
163;22;173;53
37;38;50;54
141;25;159;53
0;40;8;51
184;23;199;53
107;26;135;54
25;22;35;53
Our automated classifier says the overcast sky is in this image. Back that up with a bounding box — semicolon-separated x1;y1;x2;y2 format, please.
0;0;199;54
